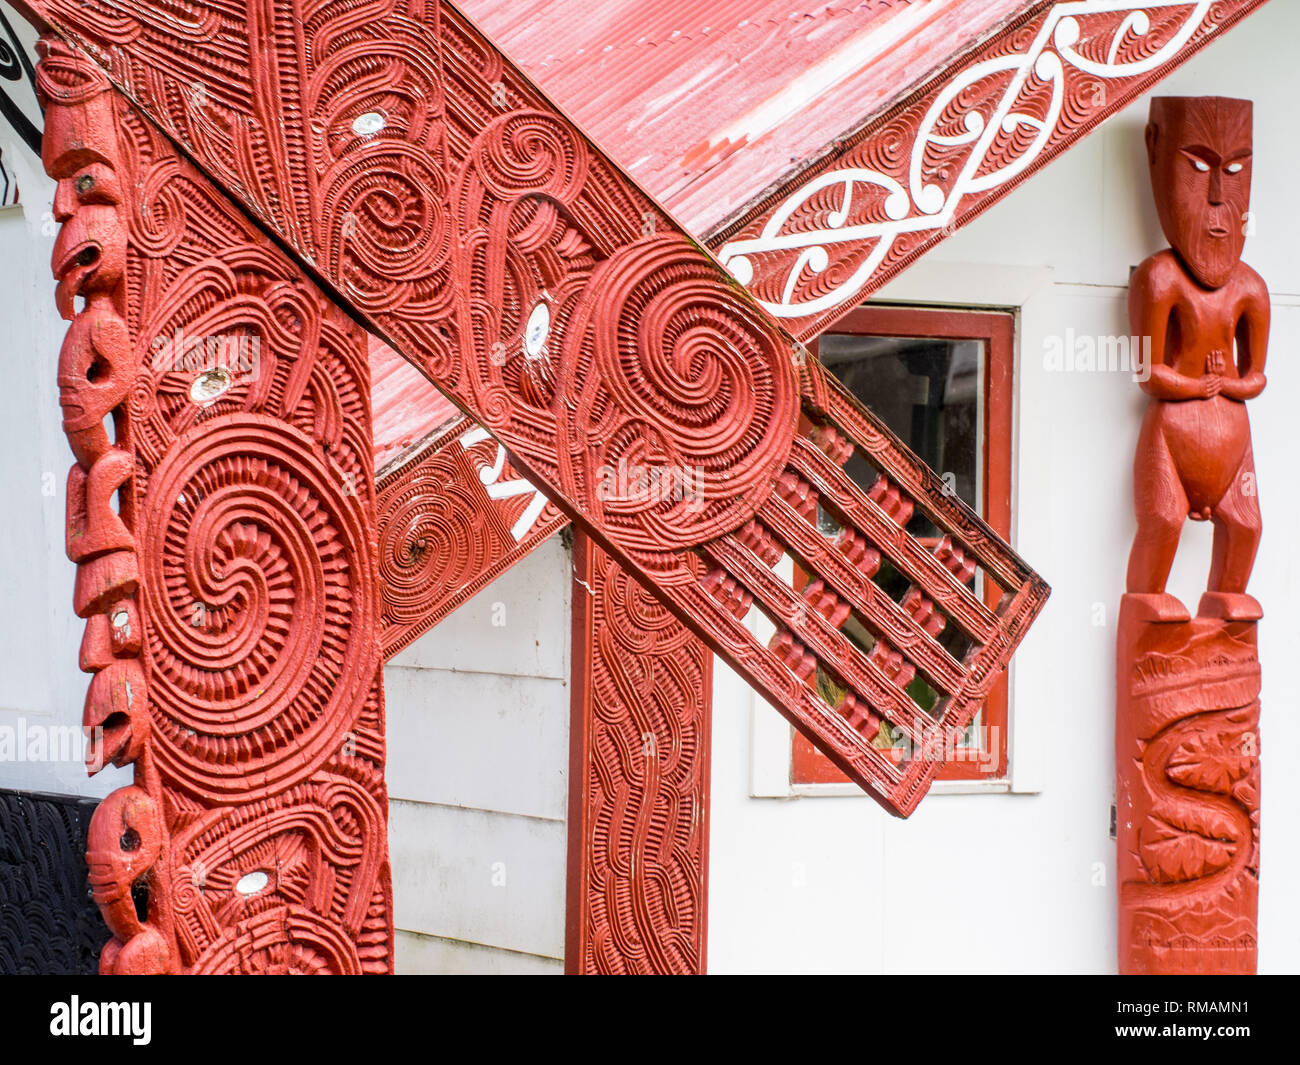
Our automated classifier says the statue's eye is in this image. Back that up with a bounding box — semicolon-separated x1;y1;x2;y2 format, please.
1192;159;1210;173
1226;162;1245;174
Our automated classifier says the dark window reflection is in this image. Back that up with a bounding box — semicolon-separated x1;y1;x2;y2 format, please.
819;334;984;540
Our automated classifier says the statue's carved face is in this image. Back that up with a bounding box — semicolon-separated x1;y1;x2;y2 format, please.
1146;96;1253;290
49;154;126;319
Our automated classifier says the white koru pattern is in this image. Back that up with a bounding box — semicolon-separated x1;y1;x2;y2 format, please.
459;425;550;541
717;1;1216;320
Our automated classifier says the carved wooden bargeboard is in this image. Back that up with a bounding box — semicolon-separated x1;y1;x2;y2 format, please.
714;0;1270;340
20;0;1049;819
40;38;390;973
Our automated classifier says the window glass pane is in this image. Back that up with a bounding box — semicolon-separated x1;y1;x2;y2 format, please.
818;334;985;541
817;332;987;740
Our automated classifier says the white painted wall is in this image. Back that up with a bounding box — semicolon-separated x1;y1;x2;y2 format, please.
385;535;571;974
706;2;1300;975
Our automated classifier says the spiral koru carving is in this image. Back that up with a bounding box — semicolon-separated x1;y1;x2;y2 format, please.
139;415;375;802
34;31;391;973
377;443;506;633
563;235;797;558
169;775;388;973
469;110;590;203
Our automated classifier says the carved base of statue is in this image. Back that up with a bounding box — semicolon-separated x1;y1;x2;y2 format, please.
1116;595;1260;975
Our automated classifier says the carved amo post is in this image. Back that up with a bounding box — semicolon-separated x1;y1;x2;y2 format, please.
1118;96;1264;975
40;38;391;973
568;534;711;974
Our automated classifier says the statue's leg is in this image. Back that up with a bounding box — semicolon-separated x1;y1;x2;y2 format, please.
1126;421;1190;618
1202;444;1263;619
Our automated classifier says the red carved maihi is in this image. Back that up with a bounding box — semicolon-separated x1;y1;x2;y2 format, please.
18;1;1049;815
1118;96;1264;975
712;1;1269;341
39;37;391;974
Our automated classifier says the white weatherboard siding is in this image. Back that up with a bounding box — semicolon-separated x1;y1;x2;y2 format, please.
385;536;571;973
707;1;1300;975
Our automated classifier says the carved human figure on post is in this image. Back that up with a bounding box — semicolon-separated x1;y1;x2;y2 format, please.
1127;96;1268;622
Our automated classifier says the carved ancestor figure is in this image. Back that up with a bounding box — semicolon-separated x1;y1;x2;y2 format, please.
1117;96;1263;975
1127;95;1267;621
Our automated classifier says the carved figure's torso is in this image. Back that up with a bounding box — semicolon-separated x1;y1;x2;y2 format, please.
1133;250;1267;516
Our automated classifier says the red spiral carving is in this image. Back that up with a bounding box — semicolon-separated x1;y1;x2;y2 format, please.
321;142;451;308
377;454;503;630
139;415;375;802
469;110;589;204
563;235;797;555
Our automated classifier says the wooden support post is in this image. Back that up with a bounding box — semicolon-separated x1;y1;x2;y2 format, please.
568;533;711;974
39;38;391;974
1118;95;1264;974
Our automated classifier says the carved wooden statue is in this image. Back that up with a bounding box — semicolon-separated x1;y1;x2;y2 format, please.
1118;95;1263;975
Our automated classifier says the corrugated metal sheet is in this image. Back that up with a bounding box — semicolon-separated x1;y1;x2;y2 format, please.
461;0;1028;233
371;338;458;472
373;0;1029;461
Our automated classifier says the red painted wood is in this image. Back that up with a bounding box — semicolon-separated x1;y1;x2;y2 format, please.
366;2;1271;466
1117;95;1264;974
793;306;1015;785
376;414;565;657
19;0;1049;815
40;37;391;974
712;1;1270;342
568;533;711;974
459;0;1030;238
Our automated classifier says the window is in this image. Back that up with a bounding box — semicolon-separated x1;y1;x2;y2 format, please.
791;304;1015;785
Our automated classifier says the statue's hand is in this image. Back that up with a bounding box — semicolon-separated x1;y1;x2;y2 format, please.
1201;373;1223;398
1221;372;1267;402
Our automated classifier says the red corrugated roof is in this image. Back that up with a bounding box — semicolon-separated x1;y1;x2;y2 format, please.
461;0;1028;233
371;338;458;472
373;0;1029;464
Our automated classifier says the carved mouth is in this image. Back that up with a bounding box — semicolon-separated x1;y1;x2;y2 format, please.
55;239;100;279
1208;225;1230;238
57;391;86;424
53;240;102;319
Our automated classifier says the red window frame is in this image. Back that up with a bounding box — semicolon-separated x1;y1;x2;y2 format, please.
791;303;1015;785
